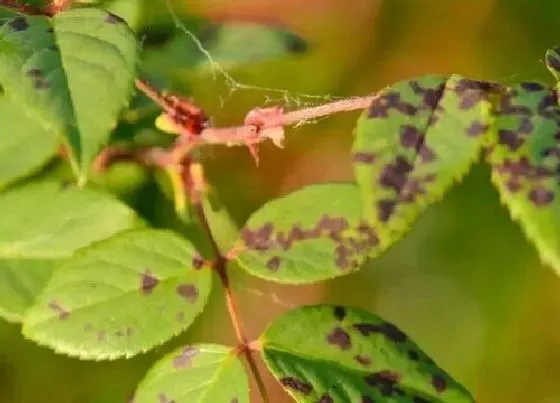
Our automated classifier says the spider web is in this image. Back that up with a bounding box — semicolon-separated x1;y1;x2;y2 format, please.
163;0;345;128
162;0;338;308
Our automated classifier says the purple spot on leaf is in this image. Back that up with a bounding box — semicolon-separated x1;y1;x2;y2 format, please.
355;354;372;367
9;17;28;31
529;187;554;206
353;152;376;164
266;256;281;271
326;327;352;350
173;346;199;369
280;377;313;395
141;269;158;295
176;284;198;303
432;374;447;393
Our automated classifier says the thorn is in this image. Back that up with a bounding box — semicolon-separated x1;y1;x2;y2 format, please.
248;144;260;166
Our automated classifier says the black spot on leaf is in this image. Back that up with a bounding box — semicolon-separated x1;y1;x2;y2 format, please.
141;270;158;295
400;125;422;148
355;354;372;367
364;370;402;397
192;253;205;269
318;394;334;403
48;300;70;320
529;187;554;206
176;284;198;303
280;377;313;395
466;120;488;137
285;35;308;54
521;82;545;92
408;349;420;361
266;256;281;271
354;322;407;342
173;346;199;369
105;12;126;24
326;327;352;350
377;199;397;222
379;157;413;192
9;17;28;31
353;152;376;164
498;130;523;151
26;68;43;77
333;306;346;321
432;374;447;393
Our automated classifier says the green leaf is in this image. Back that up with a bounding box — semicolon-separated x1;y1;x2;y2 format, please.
0;5;21;20
0;8;138;183
233;183;378;284
486;82;560;275
199;22;307;70
352;75;492;252
134;344;249;403
0;180;139;322
0;95;59;190
261;305;474;403
23;229;212;360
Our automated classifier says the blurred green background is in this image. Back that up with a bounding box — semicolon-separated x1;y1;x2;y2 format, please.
2;0;560;402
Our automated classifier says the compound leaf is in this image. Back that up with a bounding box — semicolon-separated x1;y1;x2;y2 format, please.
0;180;139;322
0;8;137;183
0;95;59;190
134;344;249;403
261;305;474;403
23;229;212;360
233;183;379;284
353;75;492;252
486;81;560;275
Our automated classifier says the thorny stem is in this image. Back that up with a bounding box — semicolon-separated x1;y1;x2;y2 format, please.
193;202;270;403
129;79;376;166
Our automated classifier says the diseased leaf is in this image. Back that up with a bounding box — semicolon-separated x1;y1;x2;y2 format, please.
486;81;560;275
134;344;249;403
199;22;307;70
261;305;474;403
0;180;139;322
0;8;137;183
0;95;59;190
233;183;378;284
353;74;492;252
23;229;212;360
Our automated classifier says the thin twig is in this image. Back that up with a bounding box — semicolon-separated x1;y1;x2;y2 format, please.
193;201;270;403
